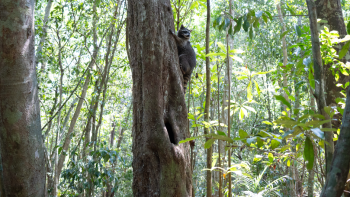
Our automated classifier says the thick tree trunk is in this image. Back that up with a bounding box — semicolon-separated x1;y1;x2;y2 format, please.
306;0;334;176
315;0;349;130
315;1;350;194
321;87;350;197
128;0;192;196
0;0;45;196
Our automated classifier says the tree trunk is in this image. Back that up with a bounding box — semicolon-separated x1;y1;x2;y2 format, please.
0;0;45;195
315;1;350;194
276;2;289;116
204;1;212;197
306;0;334;176
128;0;192;196
321;87;350;197
315;0;350;118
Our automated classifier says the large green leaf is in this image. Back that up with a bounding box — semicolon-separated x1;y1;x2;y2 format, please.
304;136;314;170
280;30;290;39
204;138;215;149
308;65;315;89
243;18;250;32
257;137;264;148
249;27;253;39
234;17;243;34
247;81;252;101
239;129;248;138
211;134;233;143
268;152;274;163
274;95;291;109
254;80;261;96
217;42;227;53
270;139;280;149
295;24;302;37
339;41;350;59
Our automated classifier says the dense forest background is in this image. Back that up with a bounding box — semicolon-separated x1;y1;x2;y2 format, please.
1;0;350;196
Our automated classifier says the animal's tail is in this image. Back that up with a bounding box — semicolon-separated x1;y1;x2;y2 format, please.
183;74;191;93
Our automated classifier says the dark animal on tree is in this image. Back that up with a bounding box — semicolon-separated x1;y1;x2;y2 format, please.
169;25;197;92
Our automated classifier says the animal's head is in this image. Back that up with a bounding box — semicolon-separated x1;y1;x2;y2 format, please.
177;25;192;40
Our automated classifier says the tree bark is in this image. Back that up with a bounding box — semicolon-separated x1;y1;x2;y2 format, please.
306;0;334;176
204;1;212;197
276;3;289;115
315;1;350;194
0;0;45;195
321;87;350;197
128;0;192;196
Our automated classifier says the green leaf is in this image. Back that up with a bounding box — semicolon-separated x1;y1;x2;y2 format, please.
239;129;248;138
188;113;195;120
308;65;315;89
339;41;350;59
257;137;264;148
254;80;261;96
249;27;253;39
204;138;215;149
253;19;260;28
274;95;291;109
223;17;230;30
217;130;226;136
237;76;248;80
321;128;337;132
217;42;227;53
239;108;245;120
228;23;233;35
268;153;274;163
179;136;202;144
247;81;252;101
347;20;350;35
262;15;268;23
280;30;290;39
281;145;291;152
243;19;250;32
264;11;273;20
304;136;314;170
262;121;272;125
211;134;233;143
234;17;243;34
270;139;280;149
295;24;302;37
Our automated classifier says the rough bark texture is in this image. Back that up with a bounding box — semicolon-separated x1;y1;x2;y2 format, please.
128;0;192;196
321;87;350;197
306;0;334;176
0;0;46;195
315;0;350;128
315;1;350;195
